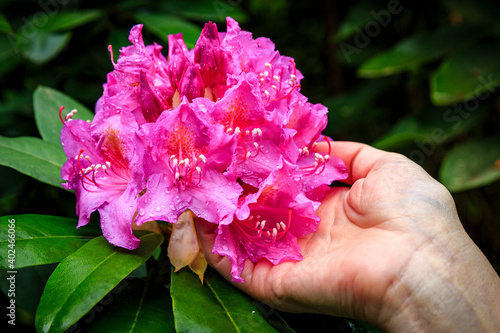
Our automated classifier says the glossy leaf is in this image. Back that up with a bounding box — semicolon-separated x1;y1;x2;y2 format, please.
80;278;175;333
171;267;279;333
0;214;101;269
21;31;71;65
0;12;12;33
40;10;102;32
33;85;94;145
357;25;484;78
439;138;500;192
35;231;164;333
135;13;202;49
430;44;500;106
372;104;488;151
0;136;66;188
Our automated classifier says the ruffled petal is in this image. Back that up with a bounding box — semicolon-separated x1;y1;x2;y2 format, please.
183;170;241;225
135;173;188;225
212;223;247;283
99;185;140;250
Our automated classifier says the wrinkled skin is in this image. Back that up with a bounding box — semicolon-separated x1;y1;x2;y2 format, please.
197;141;500;332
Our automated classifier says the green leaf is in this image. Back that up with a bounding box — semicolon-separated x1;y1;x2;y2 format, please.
323;78;392;136
430;43;500;106
372;104;488;151
40;10;102;32
80;278;175;333
21;31;72;65
334;0;381;42
33;85;94;144
0;12;12;33
35;231;164;333
439;138;500;192
159;0;248;24
33;85;94;145
357;25;485;78
0;214;101;269
135;13;202;49
0;136;66;188
171;267;279;333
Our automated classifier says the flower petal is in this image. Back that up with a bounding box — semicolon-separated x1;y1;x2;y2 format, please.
98;185;141;250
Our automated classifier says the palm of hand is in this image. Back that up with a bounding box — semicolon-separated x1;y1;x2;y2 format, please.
197;142;457;322
235;155;430;318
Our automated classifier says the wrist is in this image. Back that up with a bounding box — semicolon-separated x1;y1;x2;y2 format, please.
379;229;500;332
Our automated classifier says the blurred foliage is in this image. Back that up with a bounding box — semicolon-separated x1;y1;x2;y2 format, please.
0;0;499;332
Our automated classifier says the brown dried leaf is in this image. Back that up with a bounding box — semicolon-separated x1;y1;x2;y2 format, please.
132;220;162;234
168;211;200;272
189;248;208;284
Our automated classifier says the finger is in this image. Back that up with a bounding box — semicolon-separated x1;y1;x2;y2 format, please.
194;218;235;279
315;141;390;184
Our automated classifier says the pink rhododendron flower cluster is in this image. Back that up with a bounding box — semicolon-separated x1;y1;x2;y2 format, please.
60;17;347;282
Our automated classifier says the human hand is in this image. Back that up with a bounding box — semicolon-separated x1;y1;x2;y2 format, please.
196;141;500;332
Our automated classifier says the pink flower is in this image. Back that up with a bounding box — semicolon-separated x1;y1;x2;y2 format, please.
213;158;321;282
209;74;298;187
99;24;174;125
60;109;142;250
221;18;303;109
60;17;349;270
134;98;242;226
